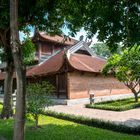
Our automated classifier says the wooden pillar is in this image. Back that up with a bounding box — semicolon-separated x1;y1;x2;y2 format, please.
56;74;59;98
66;73;70;99
38;42;41;62
51;45;54;54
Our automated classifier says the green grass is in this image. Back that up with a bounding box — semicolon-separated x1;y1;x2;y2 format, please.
1;115;140;140
0;104;140;140
86;97;140;111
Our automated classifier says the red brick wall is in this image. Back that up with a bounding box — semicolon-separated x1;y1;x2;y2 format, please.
67;72;130;99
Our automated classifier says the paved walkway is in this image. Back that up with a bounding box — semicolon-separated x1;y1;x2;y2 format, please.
48;104;140;128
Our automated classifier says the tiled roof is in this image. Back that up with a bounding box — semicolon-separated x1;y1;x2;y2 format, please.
68;53;106;73
27;52;106;77
27;51;65;77
0;52;106;80
37;33;77;46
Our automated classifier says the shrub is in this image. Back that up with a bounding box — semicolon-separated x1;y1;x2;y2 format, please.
86;98;140;111
86;103;140;111
26;81;54;128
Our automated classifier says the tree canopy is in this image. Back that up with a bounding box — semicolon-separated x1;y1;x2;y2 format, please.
103;46;140;102
91;43;112;58
83;0;140;51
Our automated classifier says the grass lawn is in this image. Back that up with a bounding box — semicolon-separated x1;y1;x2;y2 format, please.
0;105;140;140
86;97;140;111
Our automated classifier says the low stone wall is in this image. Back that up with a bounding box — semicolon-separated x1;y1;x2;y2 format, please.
66;93;134;106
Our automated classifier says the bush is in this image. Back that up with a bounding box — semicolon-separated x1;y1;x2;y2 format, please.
26;81;54;128
86;98;140;111
86;103;140;111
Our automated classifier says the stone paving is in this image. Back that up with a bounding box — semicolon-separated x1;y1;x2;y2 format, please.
48;104;140;128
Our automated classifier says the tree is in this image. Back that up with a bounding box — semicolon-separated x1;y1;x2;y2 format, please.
102;46;140;102
0;38;35;119
1;0;87;139
0;0;87;119
91;43;112;58
0;0;14;119
26;81;54;128
10;0;26;139
91;43;122;58
9;1;87;139
4;0;138;138
83;0;140;51
22;38;36;65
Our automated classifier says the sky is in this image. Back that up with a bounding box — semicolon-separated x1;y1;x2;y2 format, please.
62;27;98;45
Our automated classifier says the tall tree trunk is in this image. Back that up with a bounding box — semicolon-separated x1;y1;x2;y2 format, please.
1;63;14;119
0;30;14;119
10;0;26;140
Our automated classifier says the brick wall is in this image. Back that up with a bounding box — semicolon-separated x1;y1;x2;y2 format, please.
67;72;130;99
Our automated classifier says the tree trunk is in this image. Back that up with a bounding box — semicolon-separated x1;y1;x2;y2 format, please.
13;68;26;140
10;0;26;140
131;88;138;102
134;93;138;102
1;63;14;119
0;30;14;119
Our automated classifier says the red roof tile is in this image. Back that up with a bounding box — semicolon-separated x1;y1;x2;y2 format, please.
68;53;106;73
0;52;106;80
37;33;77;46
27;51;65;77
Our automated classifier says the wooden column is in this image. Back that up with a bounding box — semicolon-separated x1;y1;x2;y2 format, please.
56;74;59;98
66;73;70;99
38;42;41;62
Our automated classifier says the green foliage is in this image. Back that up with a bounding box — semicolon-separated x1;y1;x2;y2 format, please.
86;97;140;111
83;0;140;50
0;38;36;65
91;43;122;58
22;39;36;65
26;81;54;127
103;46;140;102
91;43;118;58
0;0;9;30
102;54;121;75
